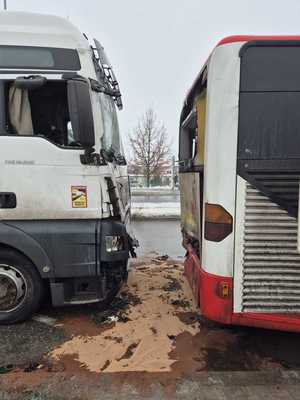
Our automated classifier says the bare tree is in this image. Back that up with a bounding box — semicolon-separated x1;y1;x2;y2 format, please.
129;108;170;187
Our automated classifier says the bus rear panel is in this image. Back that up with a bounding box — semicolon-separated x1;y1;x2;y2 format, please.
180;36;300;333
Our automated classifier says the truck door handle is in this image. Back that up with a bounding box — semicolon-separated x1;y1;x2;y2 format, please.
0;193;16;208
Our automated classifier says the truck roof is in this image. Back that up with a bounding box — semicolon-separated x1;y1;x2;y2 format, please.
0;11;89;50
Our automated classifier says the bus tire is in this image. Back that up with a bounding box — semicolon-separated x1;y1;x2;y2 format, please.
0;249;43;324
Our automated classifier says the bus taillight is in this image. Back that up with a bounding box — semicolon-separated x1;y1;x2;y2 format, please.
204;203;233;242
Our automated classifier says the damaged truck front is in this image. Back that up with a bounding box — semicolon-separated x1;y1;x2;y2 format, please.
0;11;136;324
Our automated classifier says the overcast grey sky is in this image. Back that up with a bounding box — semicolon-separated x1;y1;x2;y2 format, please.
5;0;300;153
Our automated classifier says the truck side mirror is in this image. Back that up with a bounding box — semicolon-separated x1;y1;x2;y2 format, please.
67;80;95;148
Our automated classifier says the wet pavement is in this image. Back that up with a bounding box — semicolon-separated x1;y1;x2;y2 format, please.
132;219;184;259
1;258;300;399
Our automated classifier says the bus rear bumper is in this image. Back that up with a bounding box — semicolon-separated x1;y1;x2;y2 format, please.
184;245;300;333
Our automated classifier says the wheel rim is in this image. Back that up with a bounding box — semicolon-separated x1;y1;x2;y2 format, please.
0;265;27;312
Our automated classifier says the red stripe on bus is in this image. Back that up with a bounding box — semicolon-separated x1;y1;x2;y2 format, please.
217;35;300;47
184;245;300;333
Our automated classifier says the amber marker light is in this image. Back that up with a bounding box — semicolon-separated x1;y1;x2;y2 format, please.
204;203;233;242
217;282;231;299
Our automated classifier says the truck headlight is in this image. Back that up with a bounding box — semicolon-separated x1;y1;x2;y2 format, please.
105;235;124;252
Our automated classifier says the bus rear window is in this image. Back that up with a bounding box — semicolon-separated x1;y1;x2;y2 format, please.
0;46;81;70
240;44;300;92
238;43;300;160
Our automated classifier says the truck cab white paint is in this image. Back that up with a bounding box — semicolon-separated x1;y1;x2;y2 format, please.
0;12;132;324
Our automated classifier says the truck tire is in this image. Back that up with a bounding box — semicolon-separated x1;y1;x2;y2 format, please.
0;249;43;324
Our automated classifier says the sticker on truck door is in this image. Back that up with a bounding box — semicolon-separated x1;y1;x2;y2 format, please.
71;186;87;208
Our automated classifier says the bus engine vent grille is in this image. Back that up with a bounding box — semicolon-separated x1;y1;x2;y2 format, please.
242;182;300;313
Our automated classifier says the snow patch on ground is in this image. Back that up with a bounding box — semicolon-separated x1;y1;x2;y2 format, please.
131;202;180;219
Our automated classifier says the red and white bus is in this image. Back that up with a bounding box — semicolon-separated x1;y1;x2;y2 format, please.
179;35;300;333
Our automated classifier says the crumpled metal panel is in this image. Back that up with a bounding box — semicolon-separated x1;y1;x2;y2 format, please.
179;173;200;239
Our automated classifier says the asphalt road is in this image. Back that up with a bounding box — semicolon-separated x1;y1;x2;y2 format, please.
132;219;184;259
1;259;300;399
1;220;300;400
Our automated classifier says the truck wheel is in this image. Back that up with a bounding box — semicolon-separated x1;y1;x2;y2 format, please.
0;249;43;324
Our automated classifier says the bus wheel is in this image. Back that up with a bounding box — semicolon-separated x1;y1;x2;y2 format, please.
0;249;43;324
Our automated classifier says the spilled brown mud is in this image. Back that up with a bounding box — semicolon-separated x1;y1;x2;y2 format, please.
1;258;300;399
51;261;198;373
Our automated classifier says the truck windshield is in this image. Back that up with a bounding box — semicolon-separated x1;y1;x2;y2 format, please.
99;93;122;154
0;46;81;71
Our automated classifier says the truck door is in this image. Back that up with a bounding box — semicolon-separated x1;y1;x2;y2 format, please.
0;77;101;278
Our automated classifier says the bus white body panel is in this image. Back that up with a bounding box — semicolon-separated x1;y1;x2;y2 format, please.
180;35;300;332
202;43;241;278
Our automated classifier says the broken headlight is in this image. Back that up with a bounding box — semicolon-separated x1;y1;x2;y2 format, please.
105;235;124;252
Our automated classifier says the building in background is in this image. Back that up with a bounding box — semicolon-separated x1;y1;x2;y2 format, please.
129;155;178;188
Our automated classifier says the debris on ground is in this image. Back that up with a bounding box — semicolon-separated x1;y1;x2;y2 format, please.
0;362;44;375
171;299;190;308
156;254;169;261
50;262;198;373
32;315;57;327
0;364;14;374
2;258;300;399
163;276;182;292
117;341;140;361
151;254;169;264
90;291;139;326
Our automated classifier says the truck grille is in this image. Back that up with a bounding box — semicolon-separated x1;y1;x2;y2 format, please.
242;182;300;313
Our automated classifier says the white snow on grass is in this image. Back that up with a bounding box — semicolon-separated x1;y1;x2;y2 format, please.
132;186;173;190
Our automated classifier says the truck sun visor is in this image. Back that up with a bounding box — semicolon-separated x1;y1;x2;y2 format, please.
0;46;81;71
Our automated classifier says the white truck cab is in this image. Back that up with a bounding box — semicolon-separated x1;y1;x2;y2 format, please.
0;11;135;324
